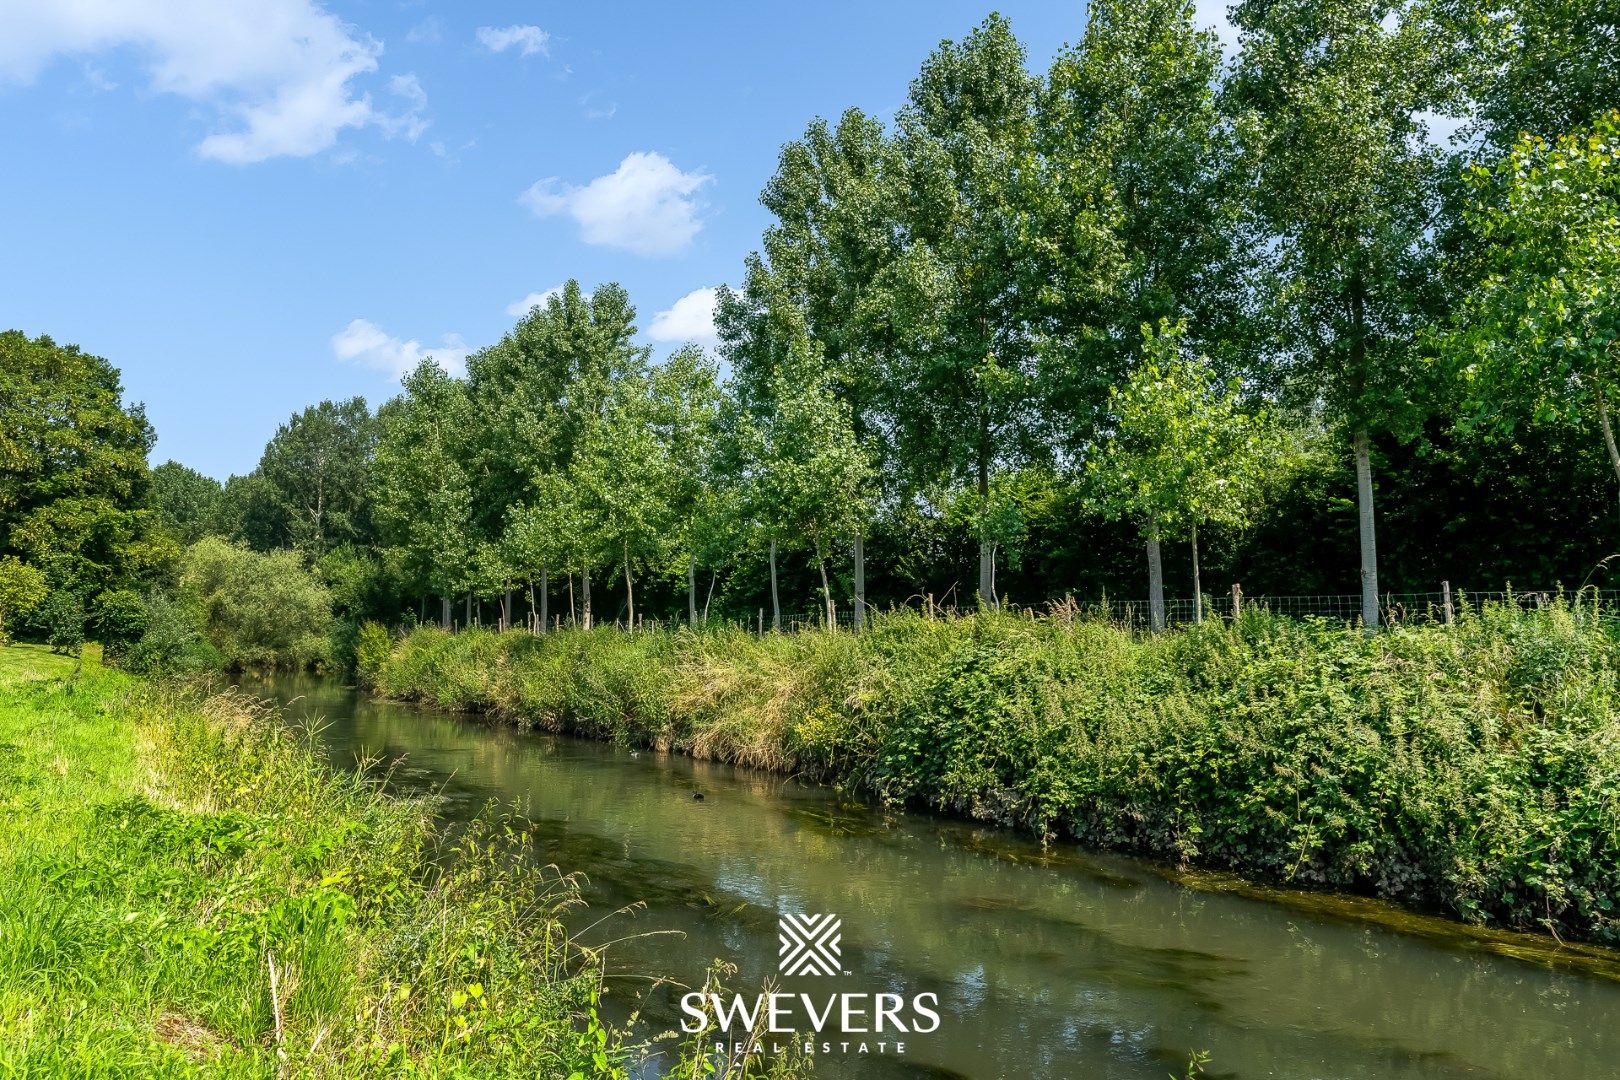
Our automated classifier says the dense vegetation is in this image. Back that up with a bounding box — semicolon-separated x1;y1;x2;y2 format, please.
366;599;1620;945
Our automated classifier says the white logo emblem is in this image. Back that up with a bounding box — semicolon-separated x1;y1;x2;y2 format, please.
778;913;841;976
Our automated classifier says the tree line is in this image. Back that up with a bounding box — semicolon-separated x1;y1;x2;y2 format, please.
3;0;1617;648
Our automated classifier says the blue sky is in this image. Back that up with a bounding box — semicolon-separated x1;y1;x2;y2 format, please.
0;2;1232;479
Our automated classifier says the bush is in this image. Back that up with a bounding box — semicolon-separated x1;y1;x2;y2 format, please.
122;593;224;675
90;588;147;657
34;592;85;655
354;620;392;687
371;601;1620;946
179;537;333;670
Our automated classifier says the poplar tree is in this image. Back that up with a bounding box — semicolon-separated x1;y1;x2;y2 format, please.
1229;0;1452;628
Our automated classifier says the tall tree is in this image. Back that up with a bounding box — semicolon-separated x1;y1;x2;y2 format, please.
887;14;1043;607
0;330;169;603
1229;0;1454;628
719;107;901;628
148;461;224;545
745;343;872;629
256;397;376;556
1035;0;1254;439
372;359;476;628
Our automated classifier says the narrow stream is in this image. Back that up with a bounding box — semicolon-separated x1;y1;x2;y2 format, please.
245;673;1620;1079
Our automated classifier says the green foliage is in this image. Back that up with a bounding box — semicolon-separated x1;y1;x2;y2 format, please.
0;555;46;641
255;397;377;555
376;601;1620;945
354;620;392;688
0;331;171;609
1444;111;1620;485
90;588;148;654
178;537;332;670
34;591;85;655
122;592;223;675
147;461;225;545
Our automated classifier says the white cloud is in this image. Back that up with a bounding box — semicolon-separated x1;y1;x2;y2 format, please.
377;73;429;142
332;318;470;378
521;151;711;257
0;1;423;164
648;287;721;348
505;286;563;317
476;25;549;58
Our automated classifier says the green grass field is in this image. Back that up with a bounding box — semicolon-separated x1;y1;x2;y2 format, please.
0;645;640;1078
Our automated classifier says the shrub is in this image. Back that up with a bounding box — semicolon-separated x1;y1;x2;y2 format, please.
122;593;224;675
354;620;392;687
90;588;147;656
178;536;332;670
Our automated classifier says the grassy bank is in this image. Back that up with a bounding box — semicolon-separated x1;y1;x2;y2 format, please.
0;645;668;1077
367;602;1620;947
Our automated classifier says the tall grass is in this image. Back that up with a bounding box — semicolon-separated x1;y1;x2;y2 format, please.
369;600;1620;946
0;645;803;1078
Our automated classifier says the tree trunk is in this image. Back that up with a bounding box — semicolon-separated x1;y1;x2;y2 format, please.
567;573;576;627
817;547;834;629
1191;522;1202;624
977;402;995;609
703;571;717;626
539;568;549;634
582;569;592;631
1595;374;1620;522
1353;428;1380;630
440;595;451;630
769;538;781;631
688;556;697;627
1146;517;1165;633
465;591;473;628
853;531;866;631
501;587;512;632
623;542;635;628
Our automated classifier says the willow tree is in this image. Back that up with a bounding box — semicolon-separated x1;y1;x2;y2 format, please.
1230;0;1453;628
717;107;901;629
887;14;1043;608
1446;113;1620;515
1090;322;1277;630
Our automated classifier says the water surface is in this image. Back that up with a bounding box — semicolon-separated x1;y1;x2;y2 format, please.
245;673;1620;1079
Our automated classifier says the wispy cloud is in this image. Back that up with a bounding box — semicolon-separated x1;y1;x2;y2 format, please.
0;1;426;164
521;152;711;257
476;25;549;58
331;318;470;378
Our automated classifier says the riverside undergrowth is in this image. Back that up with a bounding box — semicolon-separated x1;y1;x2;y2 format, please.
0;645;802;1078
367;601;1620;946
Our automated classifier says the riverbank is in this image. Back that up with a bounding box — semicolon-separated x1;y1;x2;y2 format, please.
0;645;744;1077
366;602;1620;947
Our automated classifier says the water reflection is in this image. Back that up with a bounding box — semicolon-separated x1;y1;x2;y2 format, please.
246;673;1620;1080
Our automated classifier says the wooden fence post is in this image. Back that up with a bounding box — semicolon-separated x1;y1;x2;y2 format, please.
1441;580;1453;625
1231;583;1243;619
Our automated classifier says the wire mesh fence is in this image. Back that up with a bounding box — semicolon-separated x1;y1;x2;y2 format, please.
440;586;1620;636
